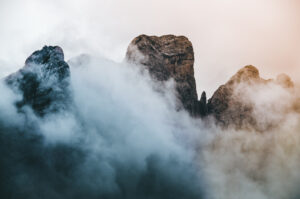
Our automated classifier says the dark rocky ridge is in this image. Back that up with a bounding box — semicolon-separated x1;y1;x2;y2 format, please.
126;34;207;116
5;46;71;116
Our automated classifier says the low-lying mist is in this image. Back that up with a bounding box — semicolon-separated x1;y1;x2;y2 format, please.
0;55;207;199
1;53;300;199
203;77;300;199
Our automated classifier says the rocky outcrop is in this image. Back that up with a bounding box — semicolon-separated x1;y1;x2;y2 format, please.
207;66;259;129
207;65;296;131
5;46;71;116
126;34;206;116
276;73;294;88
198;91;208;117
125;35;298;130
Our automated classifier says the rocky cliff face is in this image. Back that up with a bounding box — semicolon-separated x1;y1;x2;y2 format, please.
5;46;71;116
126;35;298;131
126;34;206;116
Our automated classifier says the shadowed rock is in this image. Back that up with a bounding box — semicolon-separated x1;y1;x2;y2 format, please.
5;46;71;116
198;91;208;117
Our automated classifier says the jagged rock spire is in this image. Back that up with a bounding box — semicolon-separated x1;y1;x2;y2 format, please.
5;46;71;116
126;34;207;116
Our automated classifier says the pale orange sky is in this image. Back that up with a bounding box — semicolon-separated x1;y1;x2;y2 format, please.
0;0;299;96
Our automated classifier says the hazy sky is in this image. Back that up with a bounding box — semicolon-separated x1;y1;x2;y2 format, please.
1;0;300;96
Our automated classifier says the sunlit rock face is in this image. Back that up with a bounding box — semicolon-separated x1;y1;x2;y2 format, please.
207;65;298;131
5;46;71;116
126;34;207;117
207;65;260;130
126;35;299;131
276;73;294;88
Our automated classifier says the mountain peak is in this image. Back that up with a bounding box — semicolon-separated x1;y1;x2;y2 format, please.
6;45;71;116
